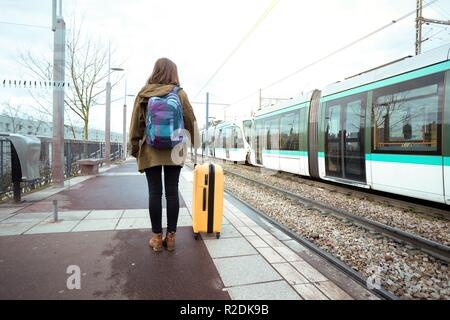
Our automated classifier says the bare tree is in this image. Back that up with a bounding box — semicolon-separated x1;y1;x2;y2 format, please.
19;51;78;139
18;19;123;142
65;22;124;141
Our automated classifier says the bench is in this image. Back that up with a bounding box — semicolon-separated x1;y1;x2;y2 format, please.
76;158;104;176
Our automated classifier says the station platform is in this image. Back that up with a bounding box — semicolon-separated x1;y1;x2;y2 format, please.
0;159;379;300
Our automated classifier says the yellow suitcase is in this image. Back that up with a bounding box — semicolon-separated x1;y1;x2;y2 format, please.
192;163;224;239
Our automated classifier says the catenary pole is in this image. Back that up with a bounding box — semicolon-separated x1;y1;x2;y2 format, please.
52;0;65;187
123;80;127;160
416;0;449;55
416;0;424;55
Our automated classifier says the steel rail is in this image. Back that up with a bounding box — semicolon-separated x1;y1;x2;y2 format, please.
224;187;399;300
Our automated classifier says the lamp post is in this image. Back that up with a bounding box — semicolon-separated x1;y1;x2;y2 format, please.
51;0;65;187
104;59;124;167
122;82;127;161
124;89;135;161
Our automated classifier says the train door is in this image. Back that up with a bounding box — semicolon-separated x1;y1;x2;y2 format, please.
201;130;205;157
231;126;238;161
255;120;263;165
325;95;366;183
243;120;252;163
208;127;215;157
225;127;232;160
216;128;225;160
445;159;450;205
280;111;301;175
264;118;280;171
444;72;450;205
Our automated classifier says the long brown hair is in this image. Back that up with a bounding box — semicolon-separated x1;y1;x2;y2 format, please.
147;58;180;86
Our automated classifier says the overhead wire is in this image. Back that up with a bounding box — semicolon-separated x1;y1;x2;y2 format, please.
420;1;450;47
230;0;439;106
427;0;450;19
194;0;281;99
0;20;49;29
427;27;450;42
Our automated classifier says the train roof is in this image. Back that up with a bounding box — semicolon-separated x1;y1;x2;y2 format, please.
201;119;251;132
321;43;450;98
254;91;313;118
215;119;249;128
253;44;450;120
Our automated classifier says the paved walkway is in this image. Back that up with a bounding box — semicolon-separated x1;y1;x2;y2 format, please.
0;159;378;300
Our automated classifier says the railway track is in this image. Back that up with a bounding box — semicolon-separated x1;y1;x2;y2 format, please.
224;188;399;300
224;168;450;264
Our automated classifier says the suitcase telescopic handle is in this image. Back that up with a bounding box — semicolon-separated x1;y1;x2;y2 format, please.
202;188;207;211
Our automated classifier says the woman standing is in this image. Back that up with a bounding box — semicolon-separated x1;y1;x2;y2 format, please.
129;58;198;252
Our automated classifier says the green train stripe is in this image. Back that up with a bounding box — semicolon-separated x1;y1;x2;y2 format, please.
256;101;310;120
366;154;442;166
322;60;450;102
318;152;448;166
263;150;308;156
443;157;450;166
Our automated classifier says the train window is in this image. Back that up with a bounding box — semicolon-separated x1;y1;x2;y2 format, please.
214;130;222;148
217;129;223;148
222;129;226;148
208;131;214;144
372;73;443;154
243;120;252;145
225;127;233;149
266;122;271;150
255;119;264;163
326;104;341;138
231;126;244;149
280;112;300;151
201;131;205;150
264;118;280;151
208;129;215;150
298;108;308;151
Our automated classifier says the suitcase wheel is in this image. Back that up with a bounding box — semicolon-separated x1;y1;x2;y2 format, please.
194;233;200;240
216;232;221;239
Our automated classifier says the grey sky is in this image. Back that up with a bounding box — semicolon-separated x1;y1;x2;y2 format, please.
0;0;449;132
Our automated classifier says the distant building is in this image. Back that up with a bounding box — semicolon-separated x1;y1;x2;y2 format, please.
0;115;123;142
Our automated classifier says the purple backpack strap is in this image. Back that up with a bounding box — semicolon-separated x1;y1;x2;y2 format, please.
171;86;182;94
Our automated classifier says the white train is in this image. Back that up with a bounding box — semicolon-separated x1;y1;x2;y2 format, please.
198;119;251;163
198;44;450;205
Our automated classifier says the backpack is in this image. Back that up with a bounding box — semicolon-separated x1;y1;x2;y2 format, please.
145;86;185;149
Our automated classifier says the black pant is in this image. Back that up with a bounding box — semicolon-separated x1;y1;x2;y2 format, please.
145;166;182;234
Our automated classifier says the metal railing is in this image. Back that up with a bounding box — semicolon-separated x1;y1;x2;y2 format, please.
0;135;124;201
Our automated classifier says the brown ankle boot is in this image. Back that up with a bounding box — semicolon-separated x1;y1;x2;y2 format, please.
163;231;176;251
149;233;163;252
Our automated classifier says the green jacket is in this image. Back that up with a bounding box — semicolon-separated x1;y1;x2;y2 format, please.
129;84;199;172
